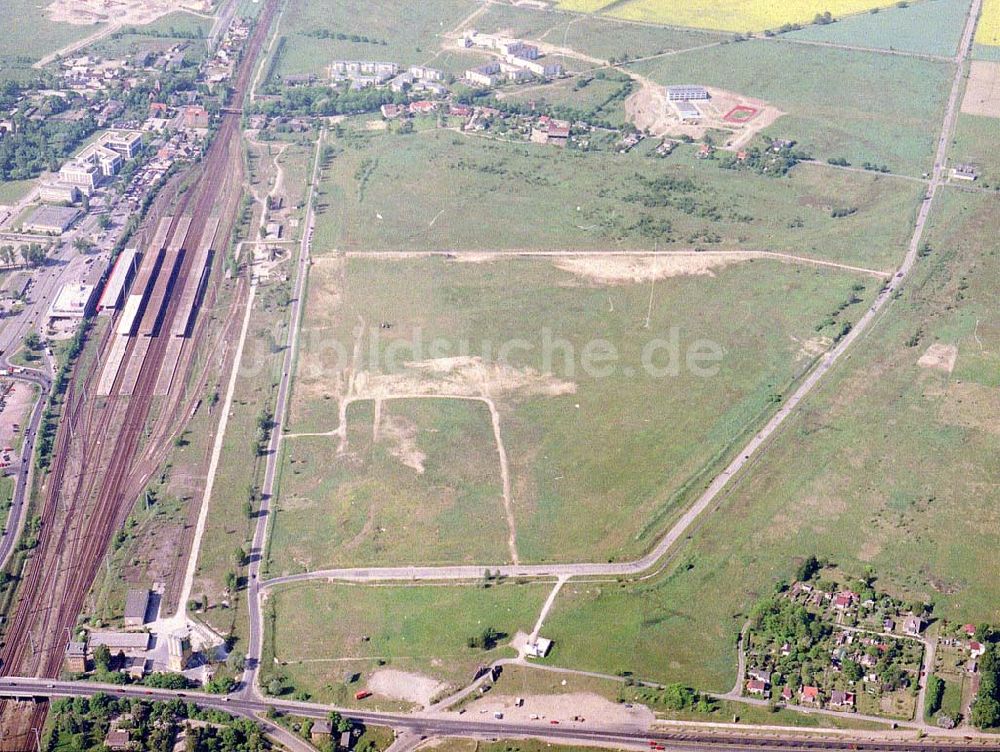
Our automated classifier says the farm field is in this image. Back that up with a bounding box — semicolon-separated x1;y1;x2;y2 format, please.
271;398;511;571
785;0;972;57
975;0;1000;47
261;581;551;703
471;4;725;63
272;254;881;569
82;12;213;62
266;0;478;80
540;190;1000;691
585;0;910;32
950;114;1000;187
311;128;923;269
630;40;953;176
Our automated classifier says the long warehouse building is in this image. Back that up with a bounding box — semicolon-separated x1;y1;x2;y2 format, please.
97;246;141;314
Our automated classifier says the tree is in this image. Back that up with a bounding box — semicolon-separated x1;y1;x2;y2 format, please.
328;711;352;733
972;696;1000;728
795;555;820;582
93;643;112;672
843;658;863;683
224;570;237;593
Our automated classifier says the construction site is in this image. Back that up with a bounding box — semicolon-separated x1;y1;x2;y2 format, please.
0;0;279;745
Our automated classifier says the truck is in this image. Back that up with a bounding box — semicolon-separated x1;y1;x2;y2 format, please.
355;690;372;701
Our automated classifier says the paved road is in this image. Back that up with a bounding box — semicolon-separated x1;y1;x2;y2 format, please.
259;0;982;593
240;129;325;697
3;677;1000;751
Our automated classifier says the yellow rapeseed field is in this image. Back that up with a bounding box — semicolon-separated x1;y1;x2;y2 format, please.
557;0;906;32
976;0;1000;46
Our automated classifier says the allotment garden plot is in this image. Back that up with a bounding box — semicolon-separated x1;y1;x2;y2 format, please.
268;254;882;573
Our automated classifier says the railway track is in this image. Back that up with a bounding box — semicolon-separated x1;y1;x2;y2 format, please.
0;1;278;746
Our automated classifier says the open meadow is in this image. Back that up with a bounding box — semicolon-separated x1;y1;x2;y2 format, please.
261;580;551;704
266;0;479;80
268;253;883;572
785;0;972;58
975;0;1000;47
630;40;952;176
560;0;920;32
470;4;726;63
0;0;103;77
310;128;923;269
950;114;1000;186
539;190;1000;691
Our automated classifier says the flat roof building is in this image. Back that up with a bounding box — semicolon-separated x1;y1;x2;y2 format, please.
39;183;81;205
49;282;97;319
23;204;81;234
674;100;702;120
123;588;150;628
64;641;87;673
98;247;141;314
667;84;709;101
59;159;101;190
89;631;150;658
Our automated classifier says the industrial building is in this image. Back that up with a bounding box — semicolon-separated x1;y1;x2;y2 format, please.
666;85;709;101
674;100;703;121
88;631;150;658
22;205;81;234
48;282;98;319
64;641;87;673
38;183;81;205
123;588;150;628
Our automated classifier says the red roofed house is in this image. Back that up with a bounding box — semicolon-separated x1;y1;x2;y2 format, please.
833;591;857;610
182;105;209;129
964;624;977;637
746;679;768;696
449;104;472;117
149;102;169;116
830;690;856;709
800;686;820;705
781;686;793;702
971;641;986;658
408;100;437;115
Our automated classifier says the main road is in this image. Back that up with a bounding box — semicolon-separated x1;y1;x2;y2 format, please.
259;0;982;590
2;677;1000;752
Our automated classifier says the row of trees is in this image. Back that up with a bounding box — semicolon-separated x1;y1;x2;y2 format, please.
0;242;47;267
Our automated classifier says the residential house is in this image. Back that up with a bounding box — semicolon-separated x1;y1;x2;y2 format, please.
829;690;856;709
311;720;333;743
951;163;979;181
800;686;820;705
903;616;924;636
746;679;768;696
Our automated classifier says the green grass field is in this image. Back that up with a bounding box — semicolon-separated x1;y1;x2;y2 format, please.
471;4;726;63
630;40;953;176
272;254;881;570
0;0;103;75
950;114;1000;188
83;12;212;63
785;0;972;57
0;179;36;206
262;581;551;702
500;74;634;126
311;129;922;269
540;190;1000;691
271;398;511;571
269;0;477;79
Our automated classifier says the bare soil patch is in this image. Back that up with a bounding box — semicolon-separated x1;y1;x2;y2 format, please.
460;691;655;727
0;381;35;448
379;412;427;473
368;669;448;707
625;81;783;150
552;253;753;284
917;343;958;373
45;0;211;26
961;61;1000;119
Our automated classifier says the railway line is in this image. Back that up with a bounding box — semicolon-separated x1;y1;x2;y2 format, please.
0;0;279;746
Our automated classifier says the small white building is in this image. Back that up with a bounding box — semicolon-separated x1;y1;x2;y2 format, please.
525;637;553;658
48;282;97;319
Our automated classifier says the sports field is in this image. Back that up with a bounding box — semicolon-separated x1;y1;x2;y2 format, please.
269;253;882;571
311;129;923;269
631;40;952;175
540;190;1000;690
560;0;911;32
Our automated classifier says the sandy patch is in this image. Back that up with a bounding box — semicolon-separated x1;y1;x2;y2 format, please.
917;343;958;373
379;413;426;473
792;335;833;361
366;120;389;131
625;81;783;149
0;380;36;448
938;381;1000;435
368;669;448;707
961;61;1000;119
45;0;210;26
461;691;654;727
553;253;753;284
351;356;576;402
